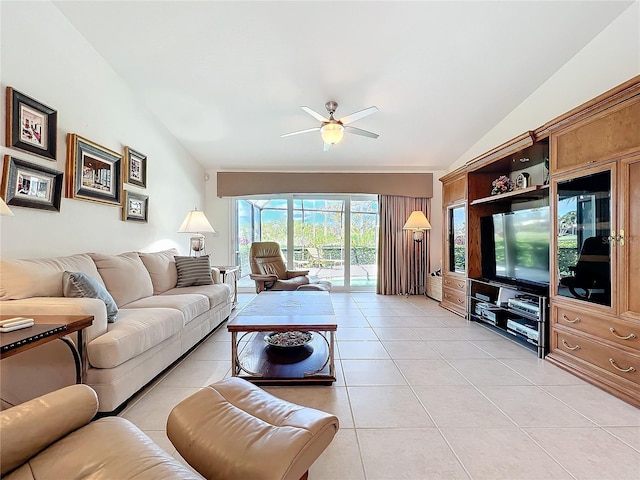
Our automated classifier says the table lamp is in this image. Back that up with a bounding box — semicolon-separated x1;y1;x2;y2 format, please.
178;208;215;256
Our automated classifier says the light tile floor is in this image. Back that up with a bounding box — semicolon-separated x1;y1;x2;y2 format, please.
121;293;640;480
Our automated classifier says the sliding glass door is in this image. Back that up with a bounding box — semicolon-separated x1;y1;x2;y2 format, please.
350;199;378;287
235;195;378;291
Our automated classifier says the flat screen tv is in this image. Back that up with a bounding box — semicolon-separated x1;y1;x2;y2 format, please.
481;206;550;289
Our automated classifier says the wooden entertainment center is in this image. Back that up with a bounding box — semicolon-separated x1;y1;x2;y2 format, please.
439;75;640;408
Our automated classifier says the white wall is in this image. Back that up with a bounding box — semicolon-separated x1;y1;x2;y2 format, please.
205;172;233;266
428;171;445;273
0;1;207;259
449;2;640;171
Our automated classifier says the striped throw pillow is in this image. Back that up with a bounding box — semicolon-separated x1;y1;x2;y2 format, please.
174;255;213;287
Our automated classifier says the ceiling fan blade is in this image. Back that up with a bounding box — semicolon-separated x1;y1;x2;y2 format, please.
281;127;321;138
344;125;379;139
339;106;378;125
323;142;331;152
301;106;329;123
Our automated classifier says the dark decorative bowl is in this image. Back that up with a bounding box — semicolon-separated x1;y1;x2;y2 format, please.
264;331;313;348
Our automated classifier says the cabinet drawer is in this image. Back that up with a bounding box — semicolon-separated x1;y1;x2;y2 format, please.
442;276;466;293
442;286;466;313
553;305;640;352
552;329;640;387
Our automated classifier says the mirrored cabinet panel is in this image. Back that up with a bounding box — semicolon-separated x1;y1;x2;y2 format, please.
555;170;612;306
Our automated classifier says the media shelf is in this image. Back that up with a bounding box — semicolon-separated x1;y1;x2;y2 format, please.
467;278;549;358
469;184;550;206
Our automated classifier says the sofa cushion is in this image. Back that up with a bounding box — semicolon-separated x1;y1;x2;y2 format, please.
122;294;209;325
0;254;103;301
89;253;153;307
138;249;179;295
62;272;118;323
87;308;184;369
174;256;214;287
162;284;231;310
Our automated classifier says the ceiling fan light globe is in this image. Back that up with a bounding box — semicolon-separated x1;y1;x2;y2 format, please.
320;123;344;145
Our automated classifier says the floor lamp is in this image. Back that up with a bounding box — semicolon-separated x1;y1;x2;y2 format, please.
403;211;432;295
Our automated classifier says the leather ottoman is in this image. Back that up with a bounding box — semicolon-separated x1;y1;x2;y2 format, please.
166;377;339;480
296;281;332;291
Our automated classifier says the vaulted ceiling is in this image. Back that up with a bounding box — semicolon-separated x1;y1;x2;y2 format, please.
53;1;633;172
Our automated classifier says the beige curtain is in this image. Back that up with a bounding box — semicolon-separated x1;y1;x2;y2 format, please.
377;195;430;295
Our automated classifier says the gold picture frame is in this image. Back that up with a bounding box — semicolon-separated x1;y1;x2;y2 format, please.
66;133;122;205
124;146;147;188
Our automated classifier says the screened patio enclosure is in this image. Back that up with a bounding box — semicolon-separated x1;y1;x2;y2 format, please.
235;195;379;291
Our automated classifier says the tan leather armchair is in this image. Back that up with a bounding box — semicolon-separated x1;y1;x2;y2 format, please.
249;241;312;293
0;385;200;479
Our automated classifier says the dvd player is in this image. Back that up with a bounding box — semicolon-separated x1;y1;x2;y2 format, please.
507;298;540;316
507;319;539;344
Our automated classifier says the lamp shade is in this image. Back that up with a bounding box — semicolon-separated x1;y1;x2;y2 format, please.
403;211;431;231
0;197;14;216
320;123;344;145
178;209;215;233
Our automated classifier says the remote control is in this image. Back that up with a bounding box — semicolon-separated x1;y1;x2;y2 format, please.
0;317;35;327
0;321;34;333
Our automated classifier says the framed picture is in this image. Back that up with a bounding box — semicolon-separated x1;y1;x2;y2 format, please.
6;87;58;160
122;190;148;222
1;155;63;211
124;147;147;188
66;133;122;205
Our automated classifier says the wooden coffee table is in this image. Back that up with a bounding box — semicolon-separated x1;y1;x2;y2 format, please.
227;291;337;385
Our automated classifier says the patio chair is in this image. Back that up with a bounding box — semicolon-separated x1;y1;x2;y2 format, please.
306;247;344;270
249;242;331;293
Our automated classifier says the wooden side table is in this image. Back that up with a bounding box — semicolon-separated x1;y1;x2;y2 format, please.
215;266;239;309
1;314;94;383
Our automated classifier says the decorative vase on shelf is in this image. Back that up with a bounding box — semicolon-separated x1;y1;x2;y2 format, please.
544;157;550;185
490;175;515;195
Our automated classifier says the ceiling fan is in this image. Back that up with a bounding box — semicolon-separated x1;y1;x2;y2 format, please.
281;101;379;151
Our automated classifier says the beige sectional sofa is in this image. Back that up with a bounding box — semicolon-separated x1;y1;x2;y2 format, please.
0;249;232;413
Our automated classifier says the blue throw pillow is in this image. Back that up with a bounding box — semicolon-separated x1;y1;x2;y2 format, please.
62;271;118;322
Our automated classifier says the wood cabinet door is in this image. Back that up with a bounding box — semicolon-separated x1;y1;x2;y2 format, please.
619;153;640;321
442;173;466;205
551;163;618;313
551;98;640;175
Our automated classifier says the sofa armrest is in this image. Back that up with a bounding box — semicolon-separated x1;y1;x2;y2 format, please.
0;384;98;476
211;267;221;284
286;269;310;278
0;297;108;344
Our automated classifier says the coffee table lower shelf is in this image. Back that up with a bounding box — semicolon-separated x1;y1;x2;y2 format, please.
231;331;336;386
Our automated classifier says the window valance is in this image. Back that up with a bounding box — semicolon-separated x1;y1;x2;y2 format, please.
216;172;433;198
